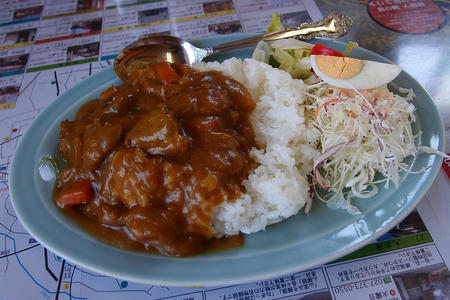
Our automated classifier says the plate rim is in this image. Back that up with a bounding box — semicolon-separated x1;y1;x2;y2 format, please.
9;34;445;286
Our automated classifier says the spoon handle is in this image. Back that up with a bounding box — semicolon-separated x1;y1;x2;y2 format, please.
210;13;352;54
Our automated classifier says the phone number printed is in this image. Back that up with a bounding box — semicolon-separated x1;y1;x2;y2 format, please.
204;269;328;300
326;244;443;286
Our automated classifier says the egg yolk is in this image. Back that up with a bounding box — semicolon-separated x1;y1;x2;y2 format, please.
315;55;365;79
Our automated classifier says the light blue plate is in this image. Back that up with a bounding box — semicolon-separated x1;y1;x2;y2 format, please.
10;35;445;286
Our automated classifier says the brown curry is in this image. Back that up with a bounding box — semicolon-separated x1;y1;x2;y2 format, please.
55;62;256;256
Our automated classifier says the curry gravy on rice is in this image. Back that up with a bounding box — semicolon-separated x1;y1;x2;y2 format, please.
55;62;256;256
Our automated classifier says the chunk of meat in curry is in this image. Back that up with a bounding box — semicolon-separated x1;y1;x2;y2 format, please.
55;62;256;256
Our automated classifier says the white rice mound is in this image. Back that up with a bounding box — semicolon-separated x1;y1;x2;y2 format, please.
194;58;318;236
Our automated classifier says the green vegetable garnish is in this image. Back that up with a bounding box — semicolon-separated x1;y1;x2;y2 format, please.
273;48;312;79
266;14;285;32
342;42;359;56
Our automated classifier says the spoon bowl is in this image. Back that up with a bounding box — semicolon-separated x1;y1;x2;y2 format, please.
114;35;211;80
114;13;353;81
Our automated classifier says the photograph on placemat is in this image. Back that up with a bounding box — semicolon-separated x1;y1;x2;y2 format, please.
77;0;105;12
393;264;450;299
0;54;29;74
0;85;20;109
280;11;313;27
208;20;243;35
66;42;100;62
4;28;37;45
377;209;428;241
70;18;102;35
13;6;44;21
137;7;169;24
203;0;235;13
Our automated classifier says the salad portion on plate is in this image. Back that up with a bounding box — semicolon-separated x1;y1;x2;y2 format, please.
253;38;418;214
250;16;446;214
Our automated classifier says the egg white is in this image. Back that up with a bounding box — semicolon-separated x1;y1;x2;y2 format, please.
310;55;402;89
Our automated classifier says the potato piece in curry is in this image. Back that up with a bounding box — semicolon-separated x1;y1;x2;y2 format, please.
55;62;256;256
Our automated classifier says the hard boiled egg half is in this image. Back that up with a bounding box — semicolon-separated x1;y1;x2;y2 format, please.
310;54;402;89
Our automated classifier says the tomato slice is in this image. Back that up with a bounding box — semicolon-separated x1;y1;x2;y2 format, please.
311;43;344;57
56;180;93;207
154;62;180;84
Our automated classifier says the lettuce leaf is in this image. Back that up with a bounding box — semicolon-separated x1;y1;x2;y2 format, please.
266;14;285;32
252;14;313;79
273;48;312;79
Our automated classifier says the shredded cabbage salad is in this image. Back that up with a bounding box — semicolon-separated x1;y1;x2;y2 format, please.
304;80;420;214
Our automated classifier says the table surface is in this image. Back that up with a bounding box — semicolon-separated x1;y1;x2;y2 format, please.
0;0;449;299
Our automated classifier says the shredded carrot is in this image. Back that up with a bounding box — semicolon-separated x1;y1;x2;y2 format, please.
345;110;358;119
315;98;338;120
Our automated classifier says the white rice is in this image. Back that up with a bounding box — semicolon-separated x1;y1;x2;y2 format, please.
194;58;319;236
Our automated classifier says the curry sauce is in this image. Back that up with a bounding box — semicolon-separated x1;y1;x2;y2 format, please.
55;63;256;256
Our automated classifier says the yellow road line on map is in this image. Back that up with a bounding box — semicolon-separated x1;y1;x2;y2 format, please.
174;9;236;23
103;19;169;33
0;102;15;110
0;42;32;50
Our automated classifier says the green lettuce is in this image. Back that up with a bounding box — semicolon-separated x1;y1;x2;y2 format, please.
266;14;285;32
272;48;312;79
252;14;313;79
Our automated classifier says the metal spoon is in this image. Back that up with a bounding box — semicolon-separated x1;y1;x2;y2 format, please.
114;13;352;81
